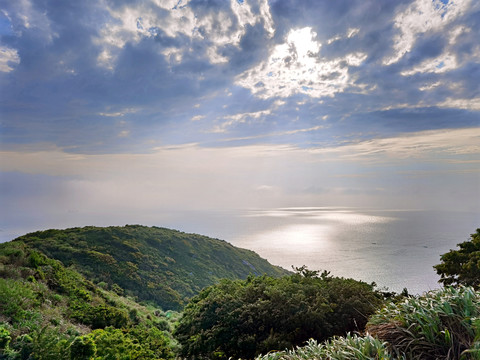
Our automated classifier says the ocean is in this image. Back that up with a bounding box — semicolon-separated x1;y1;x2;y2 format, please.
159;208;478;295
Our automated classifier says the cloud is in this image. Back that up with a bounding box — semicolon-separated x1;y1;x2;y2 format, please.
2;126;478;184
0;0;284;152
384;0;472;65
218;125;325;143
211;108;273;133
438;97;480;111
401;52;458;75
235;27;368;99
0;0;478;166
0;45;20;72
312;127;480;161
93;0;274;69
191;115;206;121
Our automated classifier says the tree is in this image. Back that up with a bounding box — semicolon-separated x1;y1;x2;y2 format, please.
174;270;383;360
435;229;480;287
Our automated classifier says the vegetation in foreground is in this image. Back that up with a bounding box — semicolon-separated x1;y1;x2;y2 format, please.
256;286;480;360
435;229;480;289
175;267;384;359
0;240;178;359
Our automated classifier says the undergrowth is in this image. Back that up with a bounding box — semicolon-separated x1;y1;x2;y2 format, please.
256;286;480;360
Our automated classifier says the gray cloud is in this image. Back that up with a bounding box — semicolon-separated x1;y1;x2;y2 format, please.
0;0;478;155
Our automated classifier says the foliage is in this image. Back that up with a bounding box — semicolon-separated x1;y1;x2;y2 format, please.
68;301;129;329
174;269;383;359
255;336;393;360
0;325;11;350
15;225;289;310
90;326;175;359
367;285;480;359
256;286;480;360
0;240;177;360
70;335;96;360
435;229;480;288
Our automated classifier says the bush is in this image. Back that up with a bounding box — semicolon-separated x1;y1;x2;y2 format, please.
255;286;480;360
69;302;129;329
0;278;38;323
70;335;96;360
435;229;480;288
367;286;480;359
0;325;11;350
90;326;175;359
174;270;383;359
27;326;72;360
256;335;392;360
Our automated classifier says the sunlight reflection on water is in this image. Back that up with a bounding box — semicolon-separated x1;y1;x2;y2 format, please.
246;207;394;224
253;223;333;254
225;208;479;295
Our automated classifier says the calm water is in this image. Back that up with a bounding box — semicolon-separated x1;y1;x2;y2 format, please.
159;208;478;295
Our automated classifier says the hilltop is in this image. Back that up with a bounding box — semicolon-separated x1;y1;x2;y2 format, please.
13;225;289;310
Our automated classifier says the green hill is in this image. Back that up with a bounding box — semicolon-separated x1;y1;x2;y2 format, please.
12;225;289;310
0;240;178;359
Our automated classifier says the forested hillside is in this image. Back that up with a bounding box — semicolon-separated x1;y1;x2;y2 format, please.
13;225;289;310
0;240;177;359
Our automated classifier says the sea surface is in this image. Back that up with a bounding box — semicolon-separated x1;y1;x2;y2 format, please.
158;208;478;295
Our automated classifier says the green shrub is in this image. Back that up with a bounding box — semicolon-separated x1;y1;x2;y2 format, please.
28;251;47;268
69;302;129;329
0;325;11;350
0;278;38;323
28;326;72;360
70;335;96;360
435;229;480;288
255;286;480;360
174;270;383;359
367;286;480;359
90;326;175;359
256;335;393;360
10;334;34;359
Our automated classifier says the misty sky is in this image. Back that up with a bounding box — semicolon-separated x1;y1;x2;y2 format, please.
0;0;479;240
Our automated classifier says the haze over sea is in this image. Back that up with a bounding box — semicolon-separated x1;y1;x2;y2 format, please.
149;208;478;295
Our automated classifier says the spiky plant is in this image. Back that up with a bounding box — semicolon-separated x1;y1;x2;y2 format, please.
255;335;393;360
367;286;480;359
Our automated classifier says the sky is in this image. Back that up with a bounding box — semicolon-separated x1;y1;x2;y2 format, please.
0;0;479;241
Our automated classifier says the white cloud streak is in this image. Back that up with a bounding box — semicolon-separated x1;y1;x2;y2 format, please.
0;46;20;72
384;0;472;65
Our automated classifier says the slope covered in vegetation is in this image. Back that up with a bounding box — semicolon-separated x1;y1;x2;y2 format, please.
0;240;177;359
13;225;289;310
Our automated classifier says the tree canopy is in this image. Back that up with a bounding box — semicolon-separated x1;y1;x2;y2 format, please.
435;229;480;288
174;268;383;359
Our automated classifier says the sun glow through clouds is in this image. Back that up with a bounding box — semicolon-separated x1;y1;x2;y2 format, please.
236;27;367;98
